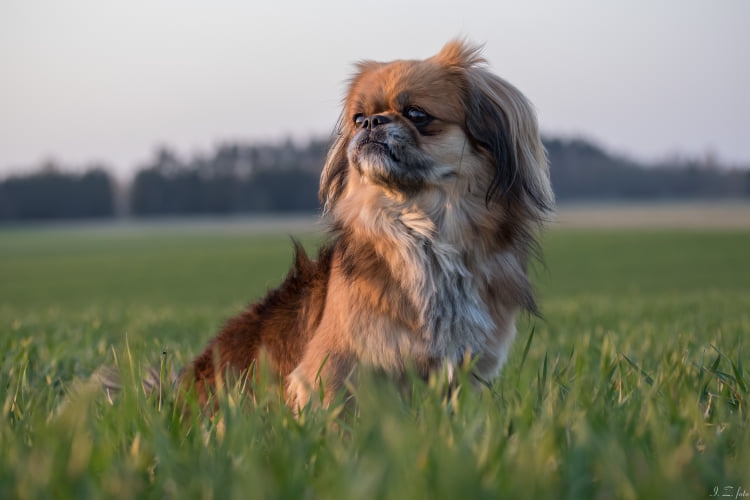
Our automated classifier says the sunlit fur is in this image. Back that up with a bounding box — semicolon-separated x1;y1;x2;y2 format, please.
183;40;554;410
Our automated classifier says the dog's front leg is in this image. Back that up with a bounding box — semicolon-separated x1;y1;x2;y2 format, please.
285;340;355;411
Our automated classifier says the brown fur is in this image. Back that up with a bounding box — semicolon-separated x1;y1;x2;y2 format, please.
181;241;333;406
181;39;554;411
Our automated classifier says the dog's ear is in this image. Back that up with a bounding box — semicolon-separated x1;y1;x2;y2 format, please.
319;60;384;213
319;123;349;214
466;68;554;219
436;39;554;220
465;69;554;219
465;77;518;205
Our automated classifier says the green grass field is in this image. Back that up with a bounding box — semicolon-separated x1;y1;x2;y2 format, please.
1;219;748;499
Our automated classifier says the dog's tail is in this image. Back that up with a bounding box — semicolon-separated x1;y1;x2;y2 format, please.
89;357;178;406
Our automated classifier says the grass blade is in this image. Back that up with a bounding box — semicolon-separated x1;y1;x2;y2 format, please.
519;326;535;373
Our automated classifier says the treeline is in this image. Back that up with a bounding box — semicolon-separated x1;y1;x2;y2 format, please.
129;141;324;215
0;166;115;220
1;137;749;221
547;138;750;200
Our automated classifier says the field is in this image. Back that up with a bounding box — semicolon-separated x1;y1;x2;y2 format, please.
1;209;749;499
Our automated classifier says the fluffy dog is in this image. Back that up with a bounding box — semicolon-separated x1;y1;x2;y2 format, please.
184;39;554;410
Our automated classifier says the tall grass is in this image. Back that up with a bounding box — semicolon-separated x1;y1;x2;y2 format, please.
1;222;748;498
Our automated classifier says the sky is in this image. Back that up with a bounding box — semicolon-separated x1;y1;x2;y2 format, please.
1;0;749;180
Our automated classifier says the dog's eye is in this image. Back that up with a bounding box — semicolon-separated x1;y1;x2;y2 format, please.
353;113;365;126
404;106;432;127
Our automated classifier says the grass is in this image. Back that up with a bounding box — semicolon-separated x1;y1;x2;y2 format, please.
1;219;748;499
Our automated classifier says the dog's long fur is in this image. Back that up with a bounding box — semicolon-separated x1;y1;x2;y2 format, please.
183;40;554;410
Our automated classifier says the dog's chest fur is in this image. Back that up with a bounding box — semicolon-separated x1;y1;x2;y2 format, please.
329;191;523;378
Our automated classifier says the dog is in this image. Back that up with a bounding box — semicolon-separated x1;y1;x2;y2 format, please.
182;39;554;411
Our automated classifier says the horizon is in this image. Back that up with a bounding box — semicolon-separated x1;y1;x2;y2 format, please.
2;1;749;180
3;132;745;185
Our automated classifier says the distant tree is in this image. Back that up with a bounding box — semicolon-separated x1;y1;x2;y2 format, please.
251;170;320;212
130;168;168;215
76;168;116;217
543;138;750;201
129;141;325;216
130;147;188;216
0;165;115;221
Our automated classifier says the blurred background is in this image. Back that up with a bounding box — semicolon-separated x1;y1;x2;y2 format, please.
1;0;749;222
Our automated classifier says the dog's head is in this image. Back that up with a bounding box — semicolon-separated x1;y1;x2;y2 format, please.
321;39;554;243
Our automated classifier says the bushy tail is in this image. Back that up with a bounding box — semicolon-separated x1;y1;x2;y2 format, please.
89;362;178;405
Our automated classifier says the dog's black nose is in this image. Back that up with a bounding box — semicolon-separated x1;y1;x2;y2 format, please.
358;114;392;130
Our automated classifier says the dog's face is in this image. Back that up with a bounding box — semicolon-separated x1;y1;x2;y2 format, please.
344;58;472;195
321;40;554;231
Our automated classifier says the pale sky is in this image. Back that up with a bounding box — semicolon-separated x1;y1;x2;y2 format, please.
2;0;749;179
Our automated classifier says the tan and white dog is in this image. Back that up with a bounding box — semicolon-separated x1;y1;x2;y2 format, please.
183;39;554;410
